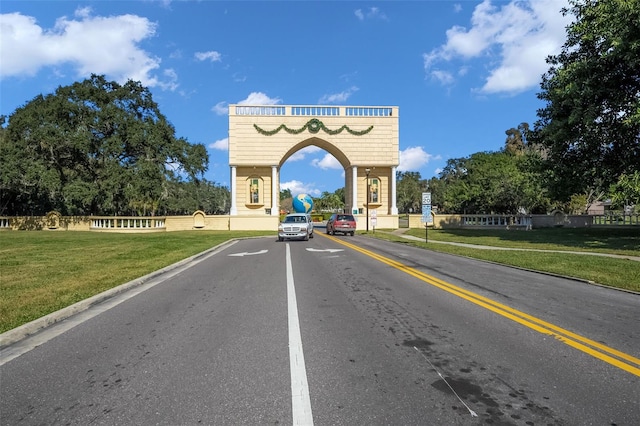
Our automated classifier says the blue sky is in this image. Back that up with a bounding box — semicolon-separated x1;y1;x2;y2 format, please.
1;0;572;197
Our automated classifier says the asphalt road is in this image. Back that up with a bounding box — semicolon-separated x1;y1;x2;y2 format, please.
1;232;638;425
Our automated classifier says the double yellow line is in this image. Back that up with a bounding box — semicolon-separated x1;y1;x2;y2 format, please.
322;234;640;377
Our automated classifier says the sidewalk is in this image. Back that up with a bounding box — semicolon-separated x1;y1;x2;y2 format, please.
386;228;640;262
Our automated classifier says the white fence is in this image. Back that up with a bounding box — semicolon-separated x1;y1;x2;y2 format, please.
462;215;532;228
90;218;166;230
592;214;640;225
233;105;394;117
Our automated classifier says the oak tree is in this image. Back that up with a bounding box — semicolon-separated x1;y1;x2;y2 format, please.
533;0;640;201
1;75;208;215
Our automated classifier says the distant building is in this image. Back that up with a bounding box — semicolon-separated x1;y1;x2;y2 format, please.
587;200;613;215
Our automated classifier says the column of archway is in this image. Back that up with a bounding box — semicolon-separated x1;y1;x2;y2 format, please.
271;166;278;215
351;166;358;214
230;166;237;215
391;166;398;214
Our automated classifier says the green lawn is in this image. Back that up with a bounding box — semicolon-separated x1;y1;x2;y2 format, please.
0;231;272;334
367;228;640;293
1;228;638;335
404;227;640;255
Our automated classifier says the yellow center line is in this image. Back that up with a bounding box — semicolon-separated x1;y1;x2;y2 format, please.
320;233;640;377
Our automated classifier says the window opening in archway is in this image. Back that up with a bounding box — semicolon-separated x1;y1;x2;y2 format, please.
369;177;380;204
249;177;261;204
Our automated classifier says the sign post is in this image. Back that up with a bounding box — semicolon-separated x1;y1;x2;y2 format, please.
371;209;377;233
421;192;432;243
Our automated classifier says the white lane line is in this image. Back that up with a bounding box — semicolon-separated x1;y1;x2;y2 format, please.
286;243;314;425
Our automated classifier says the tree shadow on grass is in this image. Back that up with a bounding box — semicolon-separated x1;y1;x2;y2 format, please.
438;227;640;253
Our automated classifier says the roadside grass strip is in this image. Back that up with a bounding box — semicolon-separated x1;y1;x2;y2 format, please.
323;234;640;377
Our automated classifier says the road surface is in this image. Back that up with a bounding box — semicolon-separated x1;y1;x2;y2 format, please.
1;233;638;425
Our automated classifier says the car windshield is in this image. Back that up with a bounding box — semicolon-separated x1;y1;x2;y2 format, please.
284;216;306;223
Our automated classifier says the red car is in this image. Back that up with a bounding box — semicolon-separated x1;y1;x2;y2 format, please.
326;214;356;236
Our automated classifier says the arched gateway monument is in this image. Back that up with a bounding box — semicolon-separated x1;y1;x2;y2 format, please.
228;105;399;231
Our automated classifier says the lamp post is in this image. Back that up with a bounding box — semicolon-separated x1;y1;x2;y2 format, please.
365;168;370;232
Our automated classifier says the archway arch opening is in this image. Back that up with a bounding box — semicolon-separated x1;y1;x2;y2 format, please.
279;140;349;214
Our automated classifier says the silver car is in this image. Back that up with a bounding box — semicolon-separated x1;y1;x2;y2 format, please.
278;213;314;241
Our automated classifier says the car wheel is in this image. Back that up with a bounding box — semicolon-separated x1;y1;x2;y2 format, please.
350;231;355;236
278;236;283;241
304;233;309;241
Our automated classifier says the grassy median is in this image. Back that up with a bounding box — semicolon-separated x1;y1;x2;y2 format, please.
1;228;638;334
367;228;640;293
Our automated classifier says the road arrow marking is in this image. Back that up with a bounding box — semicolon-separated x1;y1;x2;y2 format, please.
228;250;268;257
306;248;344;253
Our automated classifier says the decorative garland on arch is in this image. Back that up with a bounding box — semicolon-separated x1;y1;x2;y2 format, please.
253;118;373;136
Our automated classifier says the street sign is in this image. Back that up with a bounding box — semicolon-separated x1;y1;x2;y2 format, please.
421;192;432;224
421;205;432;224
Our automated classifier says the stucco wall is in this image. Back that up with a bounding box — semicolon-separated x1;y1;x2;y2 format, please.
228;106;399;168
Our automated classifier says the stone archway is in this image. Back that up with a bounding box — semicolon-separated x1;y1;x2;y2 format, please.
228;105;399;230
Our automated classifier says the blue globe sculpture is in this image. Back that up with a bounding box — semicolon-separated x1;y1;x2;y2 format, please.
292;193;314;213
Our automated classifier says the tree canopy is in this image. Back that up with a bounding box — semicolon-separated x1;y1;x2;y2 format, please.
609;171;640;210
533;0;640;201
436;150;549;215
396;171;428;214
1;75;209;216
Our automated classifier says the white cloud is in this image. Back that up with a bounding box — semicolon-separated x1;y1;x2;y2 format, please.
430;70;454;85
288;146;322;162
423;0;572;94
310;153;342;170
398;146;437;172
209;137;228;151
0;9;174;89
212;101;228;116
339;71;358;83
232;72;247;83
354;7;388;21
158;68;178;91
280;180;321;197
238;92;281;105
318;86;359;104
194;51;222;62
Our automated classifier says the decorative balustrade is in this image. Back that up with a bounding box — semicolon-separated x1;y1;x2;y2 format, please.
462;215;532;229
592;213;640;225
344;107;393;116
0;217;11;228
291;106;340;116
233;105;394;117
90;217;166;230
